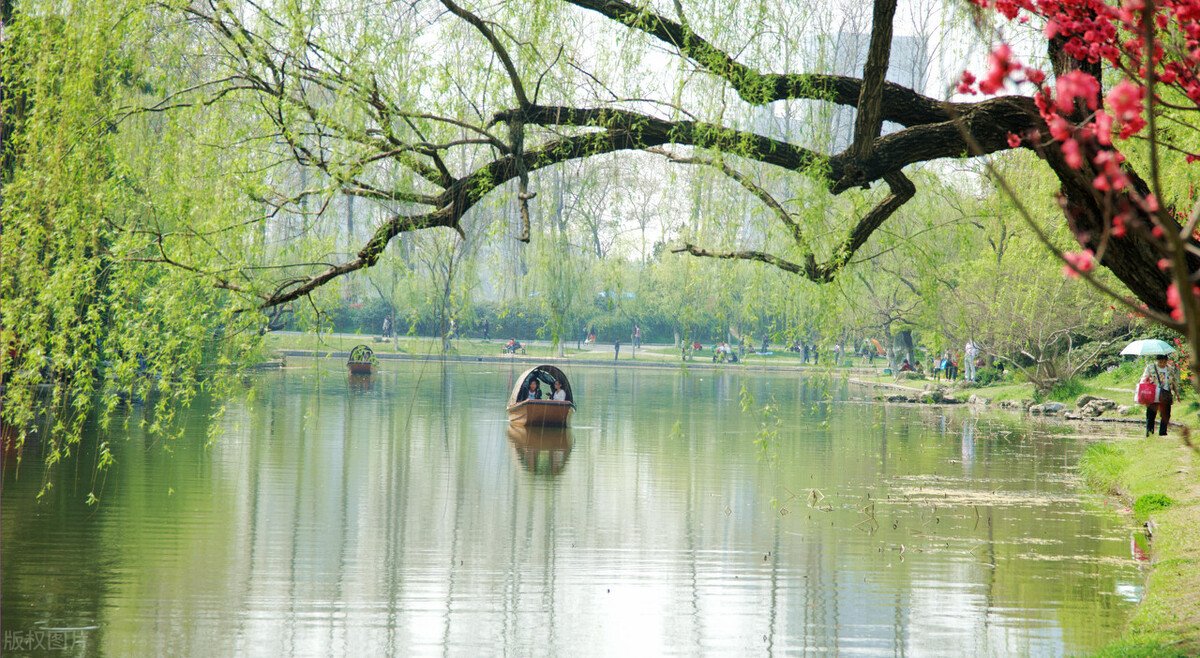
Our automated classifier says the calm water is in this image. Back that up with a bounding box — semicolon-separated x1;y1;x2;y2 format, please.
3;361;1143;656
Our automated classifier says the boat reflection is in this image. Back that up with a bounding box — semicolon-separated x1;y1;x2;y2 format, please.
347;372;373;393
507;425;573;475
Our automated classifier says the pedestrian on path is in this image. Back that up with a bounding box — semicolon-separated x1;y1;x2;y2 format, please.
614;339;621;360
1140;354;1181;436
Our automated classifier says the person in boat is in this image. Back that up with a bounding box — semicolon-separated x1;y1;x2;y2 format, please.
517;377;542;401
551;379;567;401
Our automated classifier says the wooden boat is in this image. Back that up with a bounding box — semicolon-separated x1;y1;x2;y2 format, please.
506;365;575;427
347;344;378;374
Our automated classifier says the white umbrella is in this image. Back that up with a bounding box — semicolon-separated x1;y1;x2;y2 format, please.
1120;339;1176;356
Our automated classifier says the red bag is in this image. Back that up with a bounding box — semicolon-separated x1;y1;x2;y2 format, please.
1136;380;1158;405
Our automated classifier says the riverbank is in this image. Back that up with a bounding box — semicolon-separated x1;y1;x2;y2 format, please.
1086;436;1200;656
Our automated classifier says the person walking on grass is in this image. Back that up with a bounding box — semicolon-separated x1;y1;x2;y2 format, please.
1139;354;1181;436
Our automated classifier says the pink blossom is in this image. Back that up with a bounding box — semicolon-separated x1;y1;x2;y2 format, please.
1062;249;1095;278
1094;111;1114;145
980;44;1015;94
1107;80;1143;119
957;70;977;95
1048;114;1073;141
1063;138;1083;168
1167;283;1182;320
1007;132;1022;148
1055;71;1101;113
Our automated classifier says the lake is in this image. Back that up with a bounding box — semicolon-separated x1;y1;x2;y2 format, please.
1;360;1143;656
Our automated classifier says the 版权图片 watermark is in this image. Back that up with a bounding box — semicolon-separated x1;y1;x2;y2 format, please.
3;628;89;652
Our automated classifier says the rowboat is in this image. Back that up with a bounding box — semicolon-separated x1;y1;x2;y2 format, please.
506;365;575;427
347;344;378;374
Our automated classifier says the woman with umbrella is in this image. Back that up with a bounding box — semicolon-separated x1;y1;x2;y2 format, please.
1124;340;1183;436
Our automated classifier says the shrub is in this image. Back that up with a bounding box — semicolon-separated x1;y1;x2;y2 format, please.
1048;377;1087;403
1133;493;1175;520
974;366;1004;386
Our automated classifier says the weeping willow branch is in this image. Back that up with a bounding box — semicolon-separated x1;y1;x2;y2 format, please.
672;171;915;282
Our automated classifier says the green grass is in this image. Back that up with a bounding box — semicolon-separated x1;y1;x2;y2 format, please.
261;333;598;359
1080;443;1130;495
1047;377;1089;402
1091;633;1193;657
1134;493;1176;520
1085;436;1200;656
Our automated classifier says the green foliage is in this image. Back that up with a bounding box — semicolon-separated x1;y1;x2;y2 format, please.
738;381;781;464
1133;493;1176;520
1048;377;1088;403
973;366;1004;386
1;1;260;498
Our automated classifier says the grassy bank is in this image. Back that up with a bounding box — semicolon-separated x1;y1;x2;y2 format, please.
259;333;838;365
1082;437;1200;656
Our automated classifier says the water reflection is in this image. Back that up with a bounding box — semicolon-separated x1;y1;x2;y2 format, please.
961;418;976;475
508;426;572;475
347;372;373;393
0;363;1141;656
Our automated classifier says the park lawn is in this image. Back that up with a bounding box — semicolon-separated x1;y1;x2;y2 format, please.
262;332;606;360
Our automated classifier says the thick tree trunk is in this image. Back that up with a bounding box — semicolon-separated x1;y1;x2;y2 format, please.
895;329;914;367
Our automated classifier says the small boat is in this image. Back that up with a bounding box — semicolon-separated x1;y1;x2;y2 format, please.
506;365;575;427
347;344;378;374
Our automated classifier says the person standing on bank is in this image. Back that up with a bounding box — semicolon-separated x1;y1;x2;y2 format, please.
964;339;980;382
1140;354;1181;436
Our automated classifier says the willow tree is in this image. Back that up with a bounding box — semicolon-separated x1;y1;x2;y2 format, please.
129;0;1192;327
1;0;261;493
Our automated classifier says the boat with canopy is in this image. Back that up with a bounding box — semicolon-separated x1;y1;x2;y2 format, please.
347;344;378;374
506;365;575;427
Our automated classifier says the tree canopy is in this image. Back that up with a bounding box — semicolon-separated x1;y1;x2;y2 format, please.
84;0;1190;319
